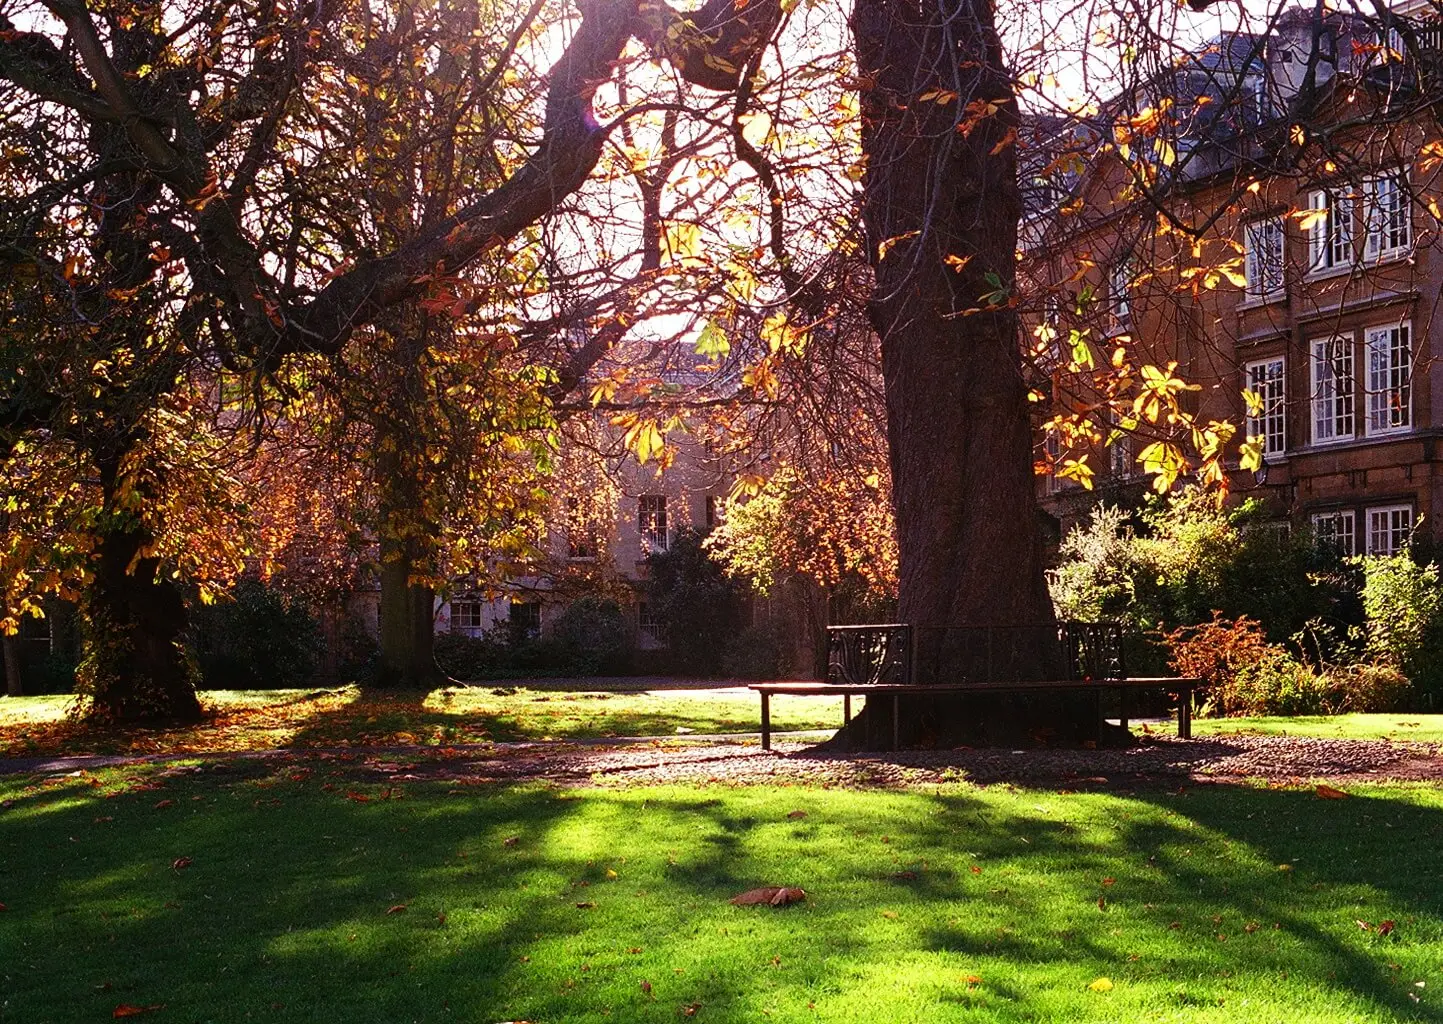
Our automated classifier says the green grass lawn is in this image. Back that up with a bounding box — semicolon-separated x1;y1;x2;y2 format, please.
4;764;1443;1022
0;685;848;757
1193;714;1443;744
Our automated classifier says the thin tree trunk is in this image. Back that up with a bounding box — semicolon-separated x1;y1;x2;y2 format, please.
3;634;21;697
829;0;1108;748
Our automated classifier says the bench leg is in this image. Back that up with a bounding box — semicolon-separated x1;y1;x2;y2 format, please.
761;693;771;751
1179;687;1192;739
844;694;852;725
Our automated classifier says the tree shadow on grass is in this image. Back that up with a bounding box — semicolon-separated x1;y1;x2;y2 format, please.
3;766;1443;1022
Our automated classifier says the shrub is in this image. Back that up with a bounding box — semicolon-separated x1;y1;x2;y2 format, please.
722;623;786;680
549;597;633;675
1358;555;1443;704
1162;613;1274;715
191;580;323;689
1229;650;1329;716
647;529;748;676
1321;663;1411;713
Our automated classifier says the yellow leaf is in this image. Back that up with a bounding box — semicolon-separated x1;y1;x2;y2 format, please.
1088;977;1114;992
944;254;973;273
877;229;920;262
662;220;704;268
760;311;808;356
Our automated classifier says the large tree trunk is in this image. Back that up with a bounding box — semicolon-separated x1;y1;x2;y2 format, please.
373;433;441;689
377;539;438;688
79;515;202;723
830;0;1106;748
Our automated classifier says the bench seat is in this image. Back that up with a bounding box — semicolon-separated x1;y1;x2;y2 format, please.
749;677;1201;750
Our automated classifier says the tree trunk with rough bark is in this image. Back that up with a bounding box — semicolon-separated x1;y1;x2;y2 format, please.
80;514;203;723
828;0;1107;748
373;422;441;689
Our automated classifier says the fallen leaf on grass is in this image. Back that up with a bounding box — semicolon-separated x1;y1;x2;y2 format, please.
575;901;597;909
1379;920;1397;937
1316;784;1348;800
1357;919;1374;931
113;1005;164;1017
628;947;643;954
346;792;370;803
153;800;174;810
682;1003;701;1016
891;870;918;881
640;980;653;998
881;910;899;919
503;836;519;847
1102;877;1116;887
970;865;982;874
171;857;191;871
0;902;7;911
730;887;806;907
386;904;407;914
787;810;807;819
964;974;982;987
1088;977;1114;992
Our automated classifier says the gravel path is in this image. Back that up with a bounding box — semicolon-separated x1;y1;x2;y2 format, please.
344;732;1443;789
6;732;1442;790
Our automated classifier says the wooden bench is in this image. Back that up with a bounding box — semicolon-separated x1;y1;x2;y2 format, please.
749;676;1200;750
749;621;1200;750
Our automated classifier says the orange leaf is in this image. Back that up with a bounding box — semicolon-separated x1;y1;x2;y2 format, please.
171;857;192;871
386;904;407;914
346;792;370;802
1316;785;1348;800
729;886;806;907
1379;920;1396;936
786;810;807;819
113;1006;164;1018
153;800;174;810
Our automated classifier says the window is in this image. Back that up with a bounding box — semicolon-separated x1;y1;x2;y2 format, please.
638;495;668;553
1243;217;1285;299
1109;256;1134;325
509;601;541;639
566;497;597;559
451;601;484;632
1365;171;1411;261
1367;505;1414;556
1311;510;1356;556
1308;188;1354;272
1107;410;1130;478
1311;337;1354;443
1245;357;1286;456
1365;322;1411;435
637;602;662;644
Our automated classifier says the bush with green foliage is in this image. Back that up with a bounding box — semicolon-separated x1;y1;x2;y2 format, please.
1357;555;1443;706
549;597;633;675
647;529;748;676
191;580;324;689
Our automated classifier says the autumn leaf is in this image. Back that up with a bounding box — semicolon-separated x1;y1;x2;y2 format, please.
786;810;807;819
503;836;519;847
682;1003;702;1016
1088;977;1114;992
1379;920;1396;937
153;799;174;810
641;979;653;998
171;857;192;871
575;901;597;909
386;904;408;914
1316;784;1348;800
881;910;899;919
729;886;806;907
964;974;982;987
112;1005;164;1018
